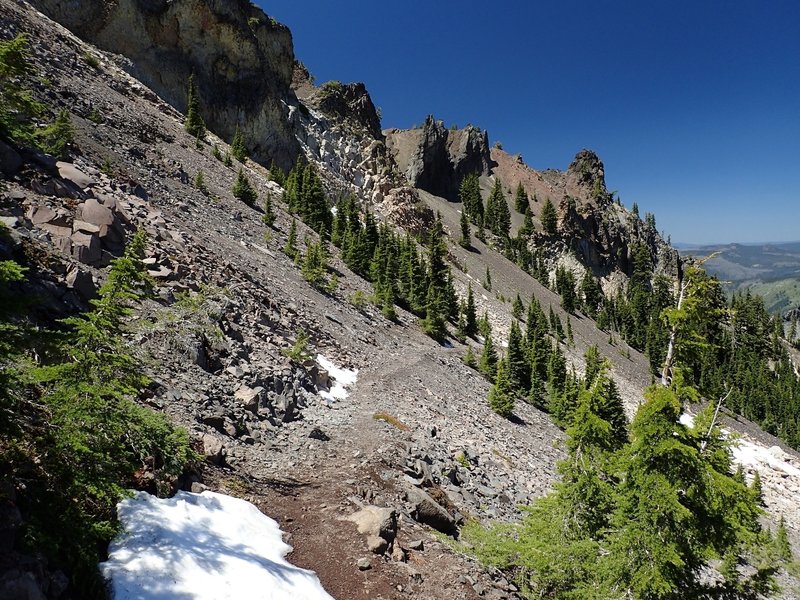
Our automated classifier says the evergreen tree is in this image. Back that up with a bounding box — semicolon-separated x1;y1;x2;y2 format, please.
283;219;298;259
184;74;206;139
541;196;558;235
506;321;530;393
459;173;483;225
513;182;529;213
479;334;498;382
269;160;285;186
488;359;515;418
194;170;208;195
230;125;248;162
37;108;75;159
519;206;535;236
262;193;276;227
512;293;524;320
458;208;471;248
232;168;257;205
485;178;511;239
483;266;492;291
463;345;477;368
775;515;792;561
463;283;478;338
0;34;44;147
555;265;578;313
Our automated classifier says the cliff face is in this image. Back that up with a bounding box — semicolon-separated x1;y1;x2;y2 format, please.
29;0;300;170
385;116;492;201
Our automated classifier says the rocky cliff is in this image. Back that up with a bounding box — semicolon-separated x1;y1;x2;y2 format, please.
29;0;300;171
385;116;492;202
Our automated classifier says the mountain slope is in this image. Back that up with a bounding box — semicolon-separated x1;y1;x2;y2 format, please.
2;1;800;598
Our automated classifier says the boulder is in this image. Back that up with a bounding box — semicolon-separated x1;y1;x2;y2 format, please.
405;486;455;534
235;385;263;413
27;205;56;225
71;230;101;264
346;505;397;554
56;161;95;189
200;433;225;465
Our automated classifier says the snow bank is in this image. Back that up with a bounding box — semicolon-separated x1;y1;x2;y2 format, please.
316;354;358;403
100;491;333;600
680;412;800;479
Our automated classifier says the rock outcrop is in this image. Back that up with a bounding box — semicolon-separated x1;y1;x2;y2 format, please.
29;0;300;171
385;116;492;201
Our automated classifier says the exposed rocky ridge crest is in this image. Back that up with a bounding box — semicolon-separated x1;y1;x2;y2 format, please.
385;116;492;202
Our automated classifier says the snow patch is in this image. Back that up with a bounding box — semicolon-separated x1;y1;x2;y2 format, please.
680;412;800;479
316;354;358;403
100;491;333;600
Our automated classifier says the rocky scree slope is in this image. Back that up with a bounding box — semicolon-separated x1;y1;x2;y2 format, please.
2;1;800;598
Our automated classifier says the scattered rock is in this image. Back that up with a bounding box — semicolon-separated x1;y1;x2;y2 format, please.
405;486;455;534
356;557;371;571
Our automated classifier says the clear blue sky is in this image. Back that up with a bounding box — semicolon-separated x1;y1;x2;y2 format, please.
259;1;799;244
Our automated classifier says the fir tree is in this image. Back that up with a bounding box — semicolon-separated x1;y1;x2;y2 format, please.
519;206;535;236
459;172;483;225
261;193;276;227
506;321;530;393
463;283;478;338
512;293;524;320
232;168;257;205
479;334;498;382
184;74;206;139
283;218;298;259
230;125;248;162
194;170;208;195
483;266;492;291
459;208;471;248
513;182;529;213
541;196;558;235
485;178;510;239
488;359;515;418
463;345;477;369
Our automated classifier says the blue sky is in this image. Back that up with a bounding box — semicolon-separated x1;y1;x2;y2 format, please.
260;1;799;244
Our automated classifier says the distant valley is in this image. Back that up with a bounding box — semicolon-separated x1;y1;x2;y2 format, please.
678;241;800;314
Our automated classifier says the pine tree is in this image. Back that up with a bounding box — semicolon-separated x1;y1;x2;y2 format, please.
262;193;276;227
459;208;471;248
541;196;558;235
231;125;248;162
485;178;510;239
459;172;483;225
479;334;498;382
283;219;298;259
483;266;492;291
463;283;478;338
184;74;206;139
514;182;529;213
488;359;515;418
232;168;257;205
194;170;208;195
463;345;477;368
519;206;535;236
507;321;530;393
512;293;524;320
775;515;792;561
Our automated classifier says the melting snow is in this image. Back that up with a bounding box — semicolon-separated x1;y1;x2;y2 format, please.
100;491;333;600
316;354;358;403
680;412;800;479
